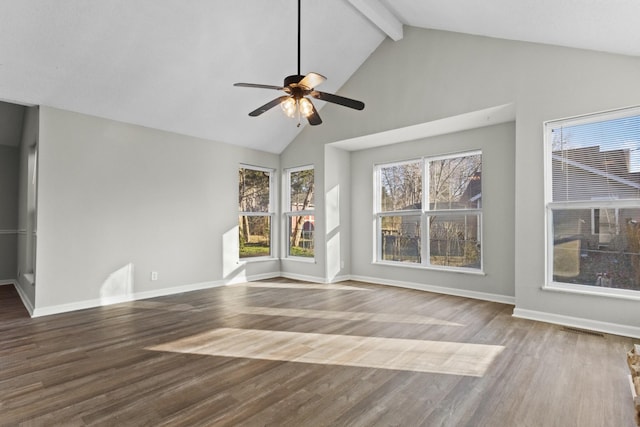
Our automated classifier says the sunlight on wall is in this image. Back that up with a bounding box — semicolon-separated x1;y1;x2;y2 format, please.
326;185;341;281
326;185;340;234
147;327;503;377
100;263;134;305
326;232;341;281
223;226;247;283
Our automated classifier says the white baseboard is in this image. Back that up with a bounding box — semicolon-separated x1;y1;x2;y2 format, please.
0;279;16;286
513;308;640;339
350;274;516;305
11;281;35;316
31;272;282;317
326;274;351;284
225;271;280;285
279;272;327;284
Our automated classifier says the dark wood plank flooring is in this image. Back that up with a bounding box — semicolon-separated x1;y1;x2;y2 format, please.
0;280;637;426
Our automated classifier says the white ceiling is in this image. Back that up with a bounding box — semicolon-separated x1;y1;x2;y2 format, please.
1;0;639;154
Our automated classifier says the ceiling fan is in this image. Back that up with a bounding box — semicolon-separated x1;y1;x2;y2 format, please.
234;0;365;126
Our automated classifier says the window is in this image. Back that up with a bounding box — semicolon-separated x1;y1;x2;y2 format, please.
545;106;640;293
239;165;274;258
374;152;482;271
285;165;314;258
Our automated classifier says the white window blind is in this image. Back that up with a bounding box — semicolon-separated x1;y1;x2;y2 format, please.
549;110;640;203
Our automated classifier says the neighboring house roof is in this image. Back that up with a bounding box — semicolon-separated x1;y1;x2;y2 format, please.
460;171;482;204
552;147;640;191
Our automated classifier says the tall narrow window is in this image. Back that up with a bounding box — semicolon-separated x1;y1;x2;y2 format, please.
285;165;314;258
545;107;640;294
239;165;274;259
374;151;482;271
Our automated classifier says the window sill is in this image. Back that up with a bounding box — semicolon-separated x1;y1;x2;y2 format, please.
543;282;640;302
238;257;278;264
282;257;316;264
373;261;485;276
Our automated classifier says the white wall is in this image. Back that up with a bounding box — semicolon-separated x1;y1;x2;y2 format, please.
283;26;640;335
34;107;279;314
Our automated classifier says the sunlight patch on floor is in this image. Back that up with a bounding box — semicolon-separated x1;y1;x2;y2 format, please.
147;328;503;377
235;306;463;326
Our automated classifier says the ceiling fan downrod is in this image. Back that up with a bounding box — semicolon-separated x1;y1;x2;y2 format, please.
297;0;301;77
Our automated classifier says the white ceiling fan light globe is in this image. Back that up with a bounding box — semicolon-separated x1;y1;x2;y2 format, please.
281;97;297;118
299;98;314;117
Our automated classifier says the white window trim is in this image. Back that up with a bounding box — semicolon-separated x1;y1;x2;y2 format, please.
239;164;277;261
543;105;640;295
283;164;315;261
373;151;483;273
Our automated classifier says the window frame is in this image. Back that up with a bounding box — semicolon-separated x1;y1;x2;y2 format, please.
543;105;640;298
283;164;315;261
373;150;483;273
238;164;276;260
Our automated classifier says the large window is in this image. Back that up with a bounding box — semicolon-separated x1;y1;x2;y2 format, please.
375;152;482;271
285;165;314;258
545;106;640;294
239;165;274;258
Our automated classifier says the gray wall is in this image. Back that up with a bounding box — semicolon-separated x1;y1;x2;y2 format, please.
282;26;640;332
35;107;279;312
0;145;19;281
0;101;25;147
0;101;26;283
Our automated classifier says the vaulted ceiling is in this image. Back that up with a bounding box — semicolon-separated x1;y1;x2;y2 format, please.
1;0;639;153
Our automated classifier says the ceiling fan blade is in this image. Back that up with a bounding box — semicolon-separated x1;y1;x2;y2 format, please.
234;83;284;90
298;72;326;89
307;101;322;126
248;96;290;117
311;91;365;110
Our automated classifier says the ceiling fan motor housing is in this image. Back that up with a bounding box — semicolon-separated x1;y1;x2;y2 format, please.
284;74;305;86
284;75;308;99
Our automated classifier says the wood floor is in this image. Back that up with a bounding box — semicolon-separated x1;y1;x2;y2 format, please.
0;279;637;426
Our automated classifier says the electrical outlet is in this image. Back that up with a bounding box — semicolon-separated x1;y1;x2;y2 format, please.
151;271;158;281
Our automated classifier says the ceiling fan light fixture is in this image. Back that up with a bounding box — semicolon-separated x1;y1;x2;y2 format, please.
281;96;313;119
298;97;313;117
281;97;297;118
